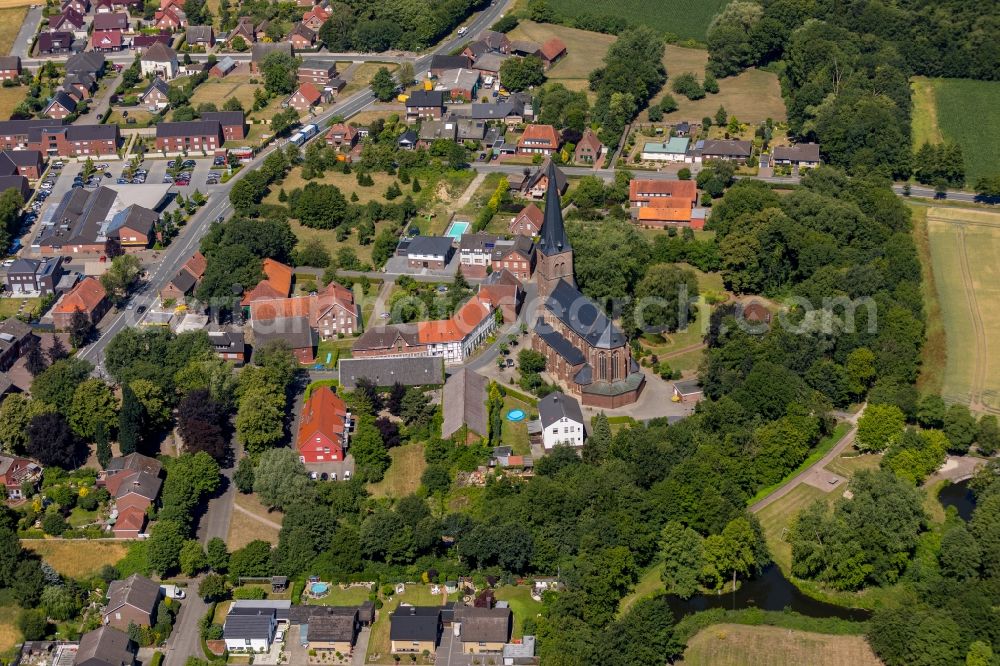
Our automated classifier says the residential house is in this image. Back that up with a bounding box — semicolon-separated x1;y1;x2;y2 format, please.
250;43;292;73
520;159;567;198
49;9;87;38
209;56;236;78
0;174;27;200
251;316;316;364
573;128;603;164
405;235;454;270
397;129;418;150
538;391;584;449
91;30;124;52
0;320;31;372
304;613;358;654
694;138;752;163
516;124;559;156
537;38;567;67
102;452;161;480
0;56;20;81
455;116;486;143
154;5;186;31
52;277;109;330
628;179;697;228
417;293;498;364
301;4;329;30
296;385;350;464
389;607;441;656
185;25;214;47
673;121;691;136
93;11;128;31
108;467;162;537
139;42;179;80
509;203;543;236
138;78;170;110
437;68;479;101
75;627;136;666
0;455;42;500
405;90;445;121
155;120;224;153
350;324;425;359
201;111;247;141
772;142;821;168
470;101;525;125
223;605;281;653
458;233;497;278
248;281;359;339
338;356;443;389
159;251;205;302
325;123;359;150
298;60;336;86
429;54;473;77
63;72;97;100
37;31;76;55
227;16;256;46
491;235;535;281
418;118;457;146
43;91;77;120
208;328;246;364
60;0;89;15
640;136;690;162
479;268;523;323
442;367;487;439
104;574;161;631
132;31;172;51
286;82;326;111
453;606;512;654
0;149;42;180
66;51;105;78
286;22;316;49
32;124;119;157
108;205;159;249
5;257;63;296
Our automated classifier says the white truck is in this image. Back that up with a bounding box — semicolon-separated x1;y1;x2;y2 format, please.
160;585;186;600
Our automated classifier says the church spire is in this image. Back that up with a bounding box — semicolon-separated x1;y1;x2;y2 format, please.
538;160;570;257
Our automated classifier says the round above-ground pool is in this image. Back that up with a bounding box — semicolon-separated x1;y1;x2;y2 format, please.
506;409;526;422
311;582;329;594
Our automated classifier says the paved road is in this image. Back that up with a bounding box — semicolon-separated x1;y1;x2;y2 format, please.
474;161;802;185
892;183;986;204
749;404;866;514
11;6;42;58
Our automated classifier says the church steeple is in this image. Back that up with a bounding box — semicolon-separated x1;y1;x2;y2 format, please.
538;161;571;257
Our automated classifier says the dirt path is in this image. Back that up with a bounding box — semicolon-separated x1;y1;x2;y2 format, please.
750;405;866;514
955;225;991;411
452;170;486;210
232;501;283;531
659;342;706;359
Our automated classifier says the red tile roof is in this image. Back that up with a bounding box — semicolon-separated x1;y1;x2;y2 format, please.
518;124;560;149
296;385;348;451
539;38;566;62
183;251;206;279
296;82;322;105
55;277;106;314
629;178;697;203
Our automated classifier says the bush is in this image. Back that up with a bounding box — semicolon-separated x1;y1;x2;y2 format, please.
678;168;691;180
42;512;67;536
671;72;705;100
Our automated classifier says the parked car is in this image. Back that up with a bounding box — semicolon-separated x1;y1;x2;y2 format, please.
117;178;128;184
167;160;177;167
344;470;351;481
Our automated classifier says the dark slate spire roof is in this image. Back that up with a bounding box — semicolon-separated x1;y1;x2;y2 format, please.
538;161;570;257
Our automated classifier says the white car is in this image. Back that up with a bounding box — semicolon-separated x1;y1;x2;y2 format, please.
344;470;352;481
457;26;467;35
160;584;186;599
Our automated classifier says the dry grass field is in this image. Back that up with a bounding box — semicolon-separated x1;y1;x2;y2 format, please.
228;493;283;549
368;443;426;499
342;62;398;97
0;6;27;54
507;21;615;100
925;206;1000;412
0;606;19;654
644;45;786;123
190;74;258;111
22;540;128;578
911;77;944;148
679;624;881;666
0;87;24;121
755;483;826;572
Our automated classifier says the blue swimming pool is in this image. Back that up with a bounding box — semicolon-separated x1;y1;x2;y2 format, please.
507;409;526;422
310;582;329;594
445;220;470;239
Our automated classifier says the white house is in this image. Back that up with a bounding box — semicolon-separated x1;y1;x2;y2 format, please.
537;392;585;449
640;136;690;162
222;601;289;653
139;42;179;80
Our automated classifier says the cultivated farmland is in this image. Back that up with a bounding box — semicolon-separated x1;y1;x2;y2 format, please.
925;206;1000;413
680;624;881;666
543;0;729;41
910;76;1000;184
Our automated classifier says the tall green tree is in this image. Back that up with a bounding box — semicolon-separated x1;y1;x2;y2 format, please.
118;382;142;455
659;522;703;598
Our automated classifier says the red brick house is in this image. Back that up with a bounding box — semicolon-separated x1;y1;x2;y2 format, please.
0;455;42;500
0;56;21;81
110;205;158;249
287;82;325;111
228;16;256;46
207;328;245;364
491;235;535;281
509;203;543;236
241;258;293;305
159;251;205;302
326;123;359;150
298;60;337;86
574;128;602;164
287;22;316;49
405;90;445;120
52;277;109;330
252;316;316;364
351;324;426;359
201;111;247;141
154;5;186;30
43;92;77;120
517;124;560;156
301;5;329;30
296;385;349;464
155;120;224;153
91;29;124;52
104;575;161;631
32;124;119;157
0;150;43;180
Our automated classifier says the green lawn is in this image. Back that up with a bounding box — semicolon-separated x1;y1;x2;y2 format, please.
305;584;372;606
316;338;354;367
617;561;664;618
368;443;426;499
748;422;852;505
366;585;448;664
493;586;543;638
0;297;40;318
500;395;533;455
913;77;1000;185
823;453;881;479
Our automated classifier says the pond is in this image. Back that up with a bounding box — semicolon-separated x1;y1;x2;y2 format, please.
938;479;976;520
664;565;871;622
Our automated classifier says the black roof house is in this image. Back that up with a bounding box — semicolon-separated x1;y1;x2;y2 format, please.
389;606;441;642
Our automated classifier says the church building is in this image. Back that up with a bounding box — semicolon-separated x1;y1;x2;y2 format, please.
531;163;645;408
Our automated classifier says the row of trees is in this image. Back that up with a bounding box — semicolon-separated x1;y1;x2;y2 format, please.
312;0;489;52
